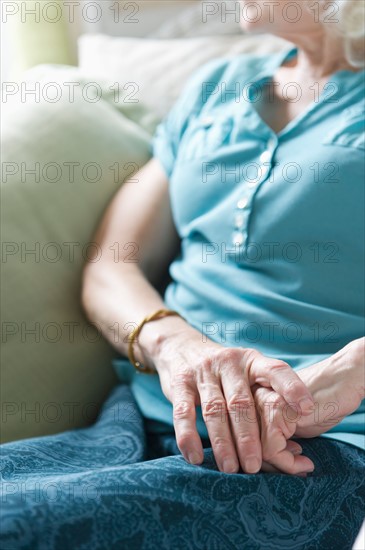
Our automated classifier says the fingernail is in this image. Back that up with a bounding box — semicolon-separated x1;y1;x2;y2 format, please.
222;459;238;474
245;457;261;474
188;452;201;465
292;448;302;456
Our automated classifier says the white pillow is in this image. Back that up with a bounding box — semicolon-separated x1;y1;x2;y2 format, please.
149;0;243;38
78;34;291;118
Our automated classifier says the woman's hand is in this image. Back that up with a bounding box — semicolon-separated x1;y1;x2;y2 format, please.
252;338;364;474
253;385;315;476
139;316;315;475
295;337;365;438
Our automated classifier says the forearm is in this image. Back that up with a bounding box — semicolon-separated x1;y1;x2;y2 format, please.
82;261;198;369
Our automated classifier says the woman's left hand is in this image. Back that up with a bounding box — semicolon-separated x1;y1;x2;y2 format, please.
252;385;316;475
295;337;364;438
253;337;365;474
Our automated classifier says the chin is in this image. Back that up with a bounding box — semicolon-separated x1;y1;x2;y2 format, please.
239;3;269;34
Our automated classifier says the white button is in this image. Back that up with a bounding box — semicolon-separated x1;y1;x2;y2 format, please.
234;213;245;228
237;198;248;209
232;232;244;246
267;137;276;149
260;150;271;163
201;116;214;127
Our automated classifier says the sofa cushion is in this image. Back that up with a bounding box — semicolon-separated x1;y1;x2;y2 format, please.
1;65;154;442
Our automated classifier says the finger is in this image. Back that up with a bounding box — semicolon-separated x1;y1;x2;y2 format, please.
246;445;304;474
239;444;304;474
197;368;239;474
220;368;262;474
266;448;314;475
171;377;204;465
256;386;314;475
246;350;315;415
256;387;297;460
260;459;308;475
286;440;302;455
261;415;315;475
260;443;304;474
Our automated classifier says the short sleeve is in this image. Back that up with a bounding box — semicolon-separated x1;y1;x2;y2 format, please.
152;57;229;179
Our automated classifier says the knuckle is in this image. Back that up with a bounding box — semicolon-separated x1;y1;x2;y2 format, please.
202;398;227;420
176;431;196;450
173;400;194;420
227;393;253;415
198;348;244;380
235;432;256;449
211;436;231;449
211;348;244;376
218;347;242;363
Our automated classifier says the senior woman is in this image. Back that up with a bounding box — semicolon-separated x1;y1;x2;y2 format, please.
1;0;364;548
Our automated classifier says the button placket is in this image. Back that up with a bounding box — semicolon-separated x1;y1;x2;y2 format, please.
232;195;250;247
231;137;277;249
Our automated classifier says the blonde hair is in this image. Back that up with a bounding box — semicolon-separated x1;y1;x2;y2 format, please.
307;0;365;67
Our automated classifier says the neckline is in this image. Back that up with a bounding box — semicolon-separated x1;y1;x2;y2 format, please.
273;46;364;83
244;46;364;139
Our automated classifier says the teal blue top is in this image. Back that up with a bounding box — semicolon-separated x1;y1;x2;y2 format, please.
114;48;365;450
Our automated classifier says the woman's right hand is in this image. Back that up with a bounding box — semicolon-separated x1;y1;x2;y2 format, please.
138;315;315;475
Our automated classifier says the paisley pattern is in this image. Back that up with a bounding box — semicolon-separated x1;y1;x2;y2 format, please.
1;385;364;550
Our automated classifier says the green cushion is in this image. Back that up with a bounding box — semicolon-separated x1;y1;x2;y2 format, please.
1;65;157;443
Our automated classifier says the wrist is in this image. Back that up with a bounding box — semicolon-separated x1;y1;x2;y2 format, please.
136;315;198;371
296;341;361;392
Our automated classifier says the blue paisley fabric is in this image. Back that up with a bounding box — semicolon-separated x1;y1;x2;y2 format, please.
1;385;364;550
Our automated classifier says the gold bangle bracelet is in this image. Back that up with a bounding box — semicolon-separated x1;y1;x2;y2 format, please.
128;309;184;374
